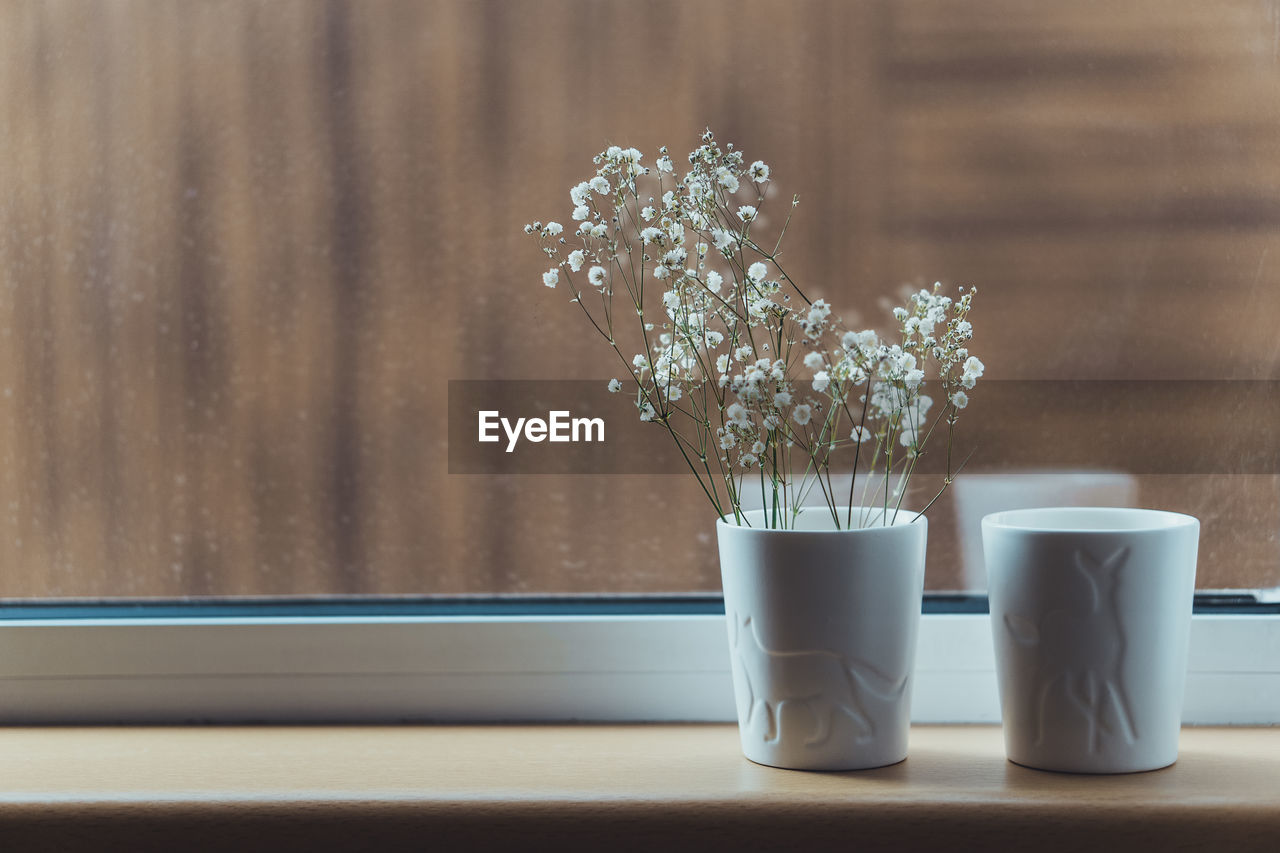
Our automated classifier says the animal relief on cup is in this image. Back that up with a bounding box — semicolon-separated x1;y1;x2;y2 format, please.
1004;545;1137;754
729;610;908;748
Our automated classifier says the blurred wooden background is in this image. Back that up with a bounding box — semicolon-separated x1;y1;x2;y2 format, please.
1;0;1277;597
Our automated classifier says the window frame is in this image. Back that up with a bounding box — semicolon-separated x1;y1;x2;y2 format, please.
0;596;1275;724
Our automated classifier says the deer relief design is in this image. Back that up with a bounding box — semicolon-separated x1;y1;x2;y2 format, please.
728;610;908;748
1003;546;1138;753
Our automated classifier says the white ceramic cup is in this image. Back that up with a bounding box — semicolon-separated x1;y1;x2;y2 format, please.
717;507;926;770
982;507;1199;773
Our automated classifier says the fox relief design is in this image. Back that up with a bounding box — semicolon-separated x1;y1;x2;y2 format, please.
728;610;908;748
1003;546;1138;753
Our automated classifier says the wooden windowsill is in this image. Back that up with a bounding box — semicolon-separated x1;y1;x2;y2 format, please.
0;725;1276;851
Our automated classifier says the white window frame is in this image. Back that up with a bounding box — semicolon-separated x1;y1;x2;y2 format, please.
0;608;1275;724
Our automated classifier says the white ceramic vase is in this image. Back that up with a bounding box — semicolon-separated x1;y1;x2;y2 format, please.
982;507;1199;773
716;507;927;770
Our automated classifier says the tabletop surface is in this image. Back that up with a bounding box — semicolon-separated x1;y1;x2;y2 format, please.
0;724;1276;850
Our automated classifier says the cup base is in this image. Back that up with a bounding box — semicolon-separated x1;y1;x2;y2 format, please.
743;752;908;772
1006;756;1177;775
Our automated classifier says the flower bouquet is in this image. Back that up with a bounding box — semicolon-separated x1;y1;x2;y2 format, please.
526;130;981;530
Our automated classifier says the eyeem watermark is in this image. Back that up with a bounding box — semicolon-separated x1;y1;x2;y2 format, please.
478;410;605;453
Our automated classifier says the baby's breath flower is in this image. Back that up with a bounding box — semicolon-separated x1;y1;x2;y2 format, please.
542;268;559;288
567;250;585;272
850;425;871;444
845;330;878;352
748;262;768;282
803;351;825;371
545;221;563;236
806;300;831;327
705;270;723;293
572;205;590;222
587;266;608;288
589;176;610;195
590;223;607;239
748;161;770;182
570;182;591;207
716;167;740;193
792;404;812;426
607;378;622;393
949;390;969;409
773;391;792;407
960;355;985;389
656;155;674;173
641;206;656;221
812;370;830;393
737;205;757;222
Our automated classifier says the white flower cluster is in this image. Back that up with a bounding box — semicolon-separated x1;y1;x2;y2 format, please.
797;283;983;458
524;130;982;528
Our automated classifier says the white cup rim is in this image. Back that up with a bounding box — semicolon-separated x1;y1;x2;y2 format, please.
718;505;924;533
982;506;1198;533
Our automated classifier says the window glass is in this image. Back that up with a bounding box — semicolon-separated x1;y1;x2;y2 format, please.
1;1;1276;597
